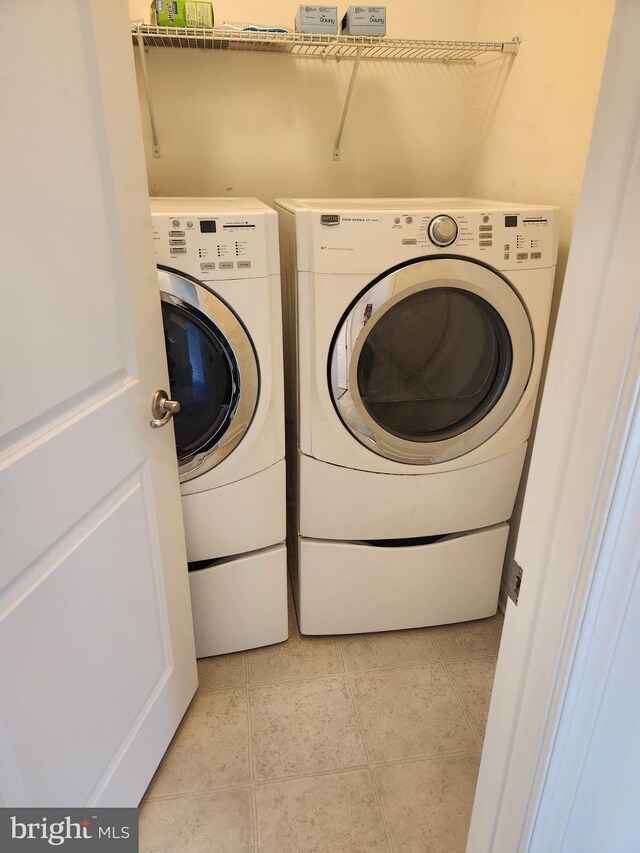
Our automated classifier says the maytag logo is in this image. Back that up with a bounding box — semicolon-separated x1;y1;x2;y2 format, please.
320;214;340;226
1;808;138;850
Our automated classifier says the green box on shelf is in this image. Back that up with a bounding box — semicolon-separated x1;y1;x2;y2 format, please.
151;1;214;28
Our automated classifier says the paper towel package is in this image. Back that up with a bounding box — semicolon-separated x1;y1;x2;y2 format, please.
151;1;214;28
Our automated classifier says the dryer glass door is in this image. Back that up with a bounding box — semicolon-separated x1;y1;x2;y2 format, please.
158;268;259;482
356;287;511;441
329;257;533;464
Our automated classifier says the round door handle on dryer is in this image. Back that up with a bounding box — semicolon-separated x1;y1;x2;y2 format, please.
150;389;181;428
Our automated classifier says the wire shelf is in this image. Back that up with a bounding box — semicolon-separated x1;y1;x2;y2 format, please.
131;25;518;63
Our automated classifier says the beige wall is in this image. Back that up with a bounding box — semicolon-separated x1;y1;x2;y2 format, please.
469;0;615;296
130;1;613;244
465;0;615;596
128;0;516;204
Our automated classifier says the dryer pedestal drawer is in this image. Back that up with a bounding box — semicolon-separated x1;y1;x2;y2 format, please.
293;524;508;635
298;448;526;540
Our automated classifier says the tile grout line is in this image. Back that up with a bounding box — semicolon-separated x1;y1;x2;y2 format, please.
370;746;483;770
443;654;499;746
440;660;484;751
143;743;486;805
431;631;446;662
230;655;491;691
144;784;254;803
254;762;370;787
260;764;373;791
245;676;259;853
196;636;501;695
337;636;395;853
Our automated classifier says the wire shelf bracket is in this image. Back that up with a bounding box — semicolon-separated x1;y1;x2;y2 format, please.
136;28;161;157
131;25;521;160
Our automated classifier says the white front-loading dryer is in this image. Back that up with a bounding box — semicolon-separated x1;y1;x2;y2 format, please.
276;198;559;634
151;198;288;656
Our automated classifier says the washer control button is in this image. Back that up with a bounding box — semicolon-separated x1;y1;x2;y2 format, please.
517;252;529;260
402;238;417;245
169;230;185;237
237;260;252;269
172;220;180;228
170;247;187;254
482;215;490;223
219;261;234;269
200;262;216;270
479;240;493;247
169;239;185;246
504;253;510;260
428;214;458;247
405;216;413;224
531;251;542;259
186;220;194;228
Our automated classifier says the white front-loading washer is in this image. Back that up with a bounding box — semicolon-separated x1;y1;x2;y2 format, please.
276;197;559;635
151;198;287;656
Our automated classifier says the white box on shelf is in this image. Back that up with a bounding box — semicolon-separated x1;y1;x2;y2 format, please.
295;5;339;34
341;6;386;36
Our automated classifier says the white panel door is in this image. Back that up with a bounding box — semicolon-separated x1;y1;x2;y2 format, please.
0;1;197;806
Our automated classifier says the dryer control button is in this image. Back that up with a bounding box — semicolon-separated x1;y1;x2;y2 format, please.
428;214;458;247
200;262;216;270
237;261;252;268
170;247;187;254
219;261;234;269
169;230;185;237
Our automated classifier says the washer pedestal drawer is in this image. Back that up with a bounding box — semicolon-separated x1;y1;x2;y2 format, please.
182;458;286;562
293;524;508;635
189;543;288;657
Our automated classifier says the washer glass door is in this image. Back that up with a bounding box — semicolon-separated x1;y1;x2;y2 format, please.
329;258;533;464
158;267;259;481
162;301;236;458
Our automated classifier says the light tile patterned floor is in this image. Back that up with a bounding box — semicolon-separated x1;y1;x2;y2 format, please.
140;595;502;853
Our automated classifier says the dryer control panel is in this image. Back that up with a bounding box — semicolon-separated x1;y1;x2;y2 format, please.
151;211;276;281
286;202;560;275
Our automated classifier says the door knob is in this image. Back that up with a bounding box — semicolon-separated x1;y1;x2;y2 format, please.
150;389;181;428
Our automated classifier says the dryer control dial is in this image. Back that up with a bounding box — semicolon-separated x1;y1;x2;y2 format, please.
428;214;458;247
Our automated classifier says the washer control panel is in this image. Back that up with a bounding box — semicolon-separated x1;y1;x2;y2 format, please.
152;212;269;281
